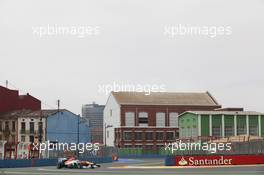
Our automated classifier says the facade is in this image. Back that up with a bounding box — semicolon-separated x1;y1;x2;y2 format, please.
178;111;264;139
0;86;41;114
104;91;221;150
0;85;42;144
0;111;18;143
82;103;104;143
46;109;90;144
0;110;56;143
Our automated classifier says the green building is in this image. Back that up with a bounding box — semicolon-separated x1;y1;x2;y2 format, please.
179;111;264;138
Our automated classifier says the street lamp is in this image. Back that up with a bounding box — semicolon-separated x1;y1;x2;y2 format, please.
104;123;113;147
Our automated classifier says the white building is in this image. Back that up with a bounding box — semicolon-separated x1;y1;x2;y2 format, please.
104;91;220;149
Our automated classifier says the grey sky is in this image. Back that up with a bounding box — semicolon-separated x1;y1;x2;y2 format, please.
0;0;263;114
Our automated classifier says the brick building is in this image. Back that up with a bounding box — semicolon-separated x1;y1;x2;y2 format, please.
104;91;221;150
0;85;41;144
0;86;41;114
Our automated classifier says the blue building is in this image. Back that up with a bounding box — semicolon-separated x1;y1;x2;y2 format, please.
46;109;90;144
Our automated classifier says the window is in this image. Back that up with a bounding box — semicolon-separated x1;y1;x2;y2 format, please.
145;132;153;140
0;121;2;131
38;122;43;142
135;132;142;140
225;126;234;137
249;117;259;136
175;131;179;138
237;116;246;135
156;132;163;140
138;112;148;126
156;112;165;127
12;121;16;132
212;126;221;137
38;122;43;135
5;121;9;130
169;113;178;127
166;132;174;140
0;134;2;140
125;112;135;126
21;122;26;134
30;122;34;134
123;132;132;140
237;125;246;135
29;136;34;143
249;126;258;136
21;136;25;142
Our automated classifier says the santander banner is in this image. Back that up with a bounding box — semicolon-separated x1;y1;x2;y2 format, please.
175;155;264;166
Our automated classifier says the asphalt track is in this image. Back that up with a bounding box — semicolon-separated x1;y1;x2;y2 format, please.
0;158;264;175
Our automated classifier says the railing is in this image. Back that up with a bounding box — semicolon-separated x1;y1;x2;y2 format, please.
117;139;264;157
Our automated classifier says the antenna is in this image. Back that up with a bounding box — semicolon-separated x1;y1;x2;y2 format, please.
5;80;8;88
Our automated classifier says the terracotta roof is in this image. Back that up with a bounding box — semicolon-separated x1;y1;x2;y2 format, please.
111;91;220;106
0;110;31;119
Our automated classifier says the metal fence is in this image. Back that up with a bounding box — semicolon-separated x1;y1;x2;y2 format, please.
40;145;114;159
0;140;114;160
117;139;264;157
1;139;263;159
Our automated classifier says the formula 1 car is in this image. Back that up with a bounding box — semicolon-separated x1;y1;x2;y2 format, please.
57;157;101;169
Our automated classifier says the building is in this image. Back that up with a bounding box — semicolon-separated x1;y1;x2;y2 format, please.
0;111;20;143
0;109;56;159
0;110;56;143
0;85;42;144
104;91;221;150
82;103;104;143
0;86;41;114
47;109;90;144
178;111;264;139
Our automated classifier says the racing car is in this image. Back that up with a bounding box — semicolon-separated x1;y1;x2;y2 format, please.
57;157;101;169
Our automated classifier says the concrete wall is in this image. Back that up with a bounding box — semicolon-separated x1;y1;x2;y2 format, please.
0;157;113;168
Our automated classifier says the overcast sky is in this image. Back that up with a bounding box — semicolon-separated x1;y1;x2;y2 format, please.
0;0;263;114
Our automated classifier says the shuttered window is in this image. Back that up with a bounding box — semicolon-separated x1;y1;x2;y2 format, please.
125;112;135;126
156;112;165;127
139;112;148;126
169;112;178;127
